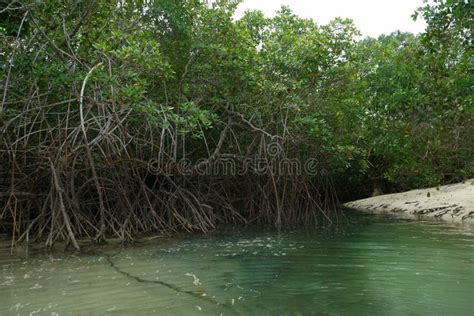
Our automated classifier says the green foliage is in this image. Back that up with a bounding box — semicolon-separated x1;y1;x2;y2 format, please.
1;0;472;196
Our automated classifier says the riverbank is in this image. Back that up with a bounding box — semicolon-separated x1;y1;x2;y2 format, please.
344;179;474;223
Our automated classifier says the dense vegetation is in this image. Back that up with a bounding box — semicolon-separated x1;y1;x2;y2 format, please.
1;0;472;249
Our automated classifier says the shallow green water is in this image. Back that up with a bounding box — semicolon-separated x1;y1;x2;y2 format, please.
0;213;473;315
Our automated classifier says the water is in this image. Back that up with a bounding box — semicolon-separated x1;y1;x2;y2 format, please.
0;213;473;315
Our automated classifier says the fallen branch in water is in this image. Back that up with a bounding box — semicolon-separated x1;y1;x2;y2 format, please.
105;254;233;310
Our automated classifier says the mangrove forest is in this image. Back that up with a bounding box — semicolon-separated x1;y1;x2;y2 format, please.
0;0;473;314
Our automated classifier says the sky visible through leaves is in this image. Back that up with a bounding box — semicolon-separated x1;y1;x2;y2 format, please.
234;0;428;37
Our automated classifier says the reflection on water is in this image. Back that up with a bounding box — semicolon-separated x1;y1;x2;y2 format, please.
0;213;473;315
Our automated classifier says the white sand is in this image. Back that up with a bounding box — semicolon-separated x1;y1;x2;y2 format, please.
344;179;474;223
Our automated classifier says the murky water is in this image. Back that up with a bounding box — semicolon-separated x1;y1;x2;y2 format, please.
0;213;473;315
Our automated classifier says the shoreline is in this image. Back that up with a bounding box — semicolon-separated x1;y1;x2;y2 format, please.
344;179;474;223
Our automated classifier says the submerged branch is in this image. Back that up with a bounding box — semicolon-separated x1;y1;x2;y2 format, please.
105;254;233;311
